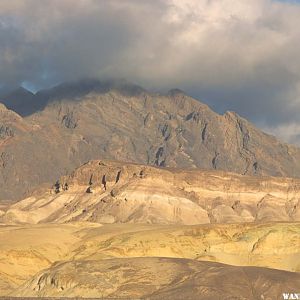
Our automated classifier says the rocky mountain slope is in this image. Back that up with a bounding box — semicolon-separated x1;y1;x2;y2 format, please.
1;222;299;297
1;79;300;201
2;160;300;225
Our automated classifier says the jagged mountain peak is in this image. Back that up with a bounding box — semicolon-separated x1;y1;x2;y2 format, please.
1;80;300;201
224;110;239;118
223;110;254;123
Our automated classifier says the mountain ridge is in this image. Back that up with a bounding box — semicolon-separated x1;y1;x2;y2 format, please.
1;79;300;201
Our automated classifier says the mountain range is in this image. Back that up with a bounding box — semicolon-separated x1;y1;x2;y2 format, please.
1;79;300;201
1;80;300;298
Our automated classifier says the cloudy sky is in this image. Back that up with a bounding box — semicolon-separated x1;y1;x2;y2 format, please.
1;0;300;144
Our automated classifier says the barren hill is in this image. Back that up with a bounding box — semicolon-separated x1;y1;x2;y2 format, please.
1;159;300;298
15;257;300;299
1;79;300;201
0;222;299;297
2;160;300;225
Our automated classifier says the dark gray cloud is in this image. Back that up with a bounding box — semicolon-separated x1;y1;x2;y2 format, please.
1;0;300;143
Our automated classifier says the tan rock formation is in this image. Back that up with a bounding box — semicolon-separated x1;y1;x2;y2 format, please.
2;160;300;225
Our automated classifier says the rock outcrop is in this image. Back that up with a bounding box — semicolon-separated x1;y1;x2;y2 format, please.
2;160;300;225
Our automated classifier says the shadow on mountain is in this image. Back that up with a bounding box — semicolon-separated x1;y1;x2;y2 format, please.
0;78;146;117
